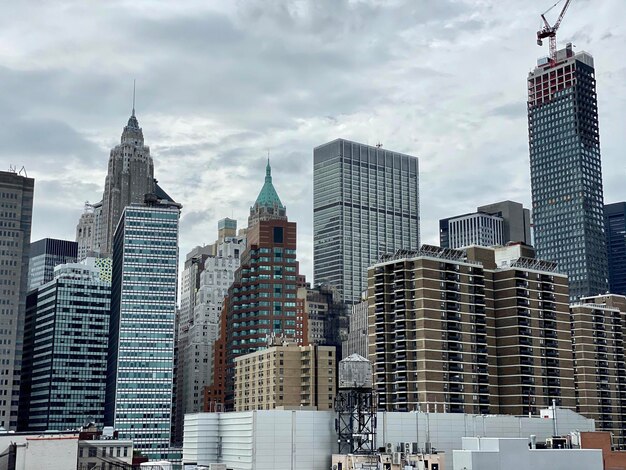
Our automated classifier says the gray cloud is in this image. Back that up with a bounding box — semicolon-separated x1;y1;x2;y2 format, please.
1;0;625;282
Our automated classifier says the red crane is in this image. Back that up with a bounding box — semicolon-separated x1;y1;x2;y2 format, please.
537;0;573;63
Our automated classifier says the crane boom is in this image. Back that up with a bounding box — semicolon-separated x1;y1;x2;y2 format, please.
536;0;573;63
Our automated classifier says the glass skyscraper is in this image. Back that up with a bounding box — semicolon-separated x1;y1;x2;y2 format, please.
528;44;607;300
19;260;111;431
604;202;626;296
313;139;420;304
27;238;78;290
105;196;181;459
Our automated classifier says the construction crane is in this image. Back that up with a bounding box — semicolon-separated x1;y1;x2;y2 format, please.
537;0;573;62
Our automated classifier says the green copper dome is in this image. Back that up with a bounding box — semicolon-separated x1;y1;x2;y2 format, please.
254;159;284;209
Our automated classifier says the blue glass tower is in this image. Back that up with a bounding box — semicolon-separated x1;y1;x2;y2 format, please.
528;44;607;299
19;260;111;431
605;202;626;296
105;195;181;459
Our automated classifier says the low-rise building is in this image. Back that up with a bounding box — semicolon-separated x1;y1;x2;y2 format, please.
183;407;595;470
234;341;336;411
452;437;602;470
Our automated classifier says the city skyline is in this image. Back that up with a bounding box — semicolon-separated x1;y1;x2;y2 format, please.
3;1;626;282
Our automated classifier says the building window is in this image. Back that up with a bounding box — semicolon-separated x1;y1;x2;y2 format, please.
88;447;97;457
273;227;284;243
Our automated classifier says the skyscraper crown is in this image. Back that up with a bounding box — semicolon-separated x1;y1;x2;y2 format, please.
253;159;284;210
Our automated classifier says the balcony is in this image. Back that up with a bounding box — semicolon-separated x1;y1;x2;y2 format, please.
447;312;462;322
449;394;465;404
448;332;463;342
520;357;534;366
520;346;534;356
449;363;464;372
543;311;557;321
449;353;463;363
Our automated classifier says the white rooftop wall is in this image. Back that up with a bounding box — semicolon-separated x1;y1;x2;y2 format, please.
183;408;595;470
452;438;602;470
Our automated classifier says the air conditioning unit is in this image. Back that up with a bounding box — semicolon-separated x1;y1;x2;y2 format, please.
392;452;402;465
404;442;411;455
411;442;419;454
207;465;227;470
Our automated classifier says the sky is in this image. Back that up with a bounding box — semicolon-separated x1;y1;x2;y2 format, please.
1;0;625;282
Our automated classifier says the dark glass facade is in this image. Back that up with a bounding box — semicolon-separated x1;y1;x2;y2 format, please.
27;238;78;290
605;202;626;295
528;46;607;299
313;139;420;304
18;263;110;431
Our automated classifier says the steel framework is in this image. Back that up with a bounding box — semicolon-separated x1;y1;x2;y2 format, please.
334;388;378;455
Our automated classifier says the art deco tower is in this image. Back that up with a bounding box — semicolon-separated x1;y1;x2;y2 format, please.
100;108;155;257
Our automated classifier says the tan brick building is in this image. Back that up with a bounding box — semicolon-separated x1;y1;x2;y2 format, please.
369;244;575;415
571;294;626;445
234;342;336;411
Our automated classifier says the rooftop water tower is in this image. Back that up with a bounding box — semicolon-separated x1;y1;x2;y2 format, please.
334;354;377;454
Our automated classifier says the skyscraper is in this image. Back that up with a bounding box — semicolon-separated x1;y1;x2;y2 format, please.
100;109;155;257
173;222;245;444
314;138;420;304
75;201;102;260
0;170;34;430
19;259;111;431
214;161;307;409
528;43;607;299
105;193;181;459
27;238;77;290
604;202;626;296
440;201;531;249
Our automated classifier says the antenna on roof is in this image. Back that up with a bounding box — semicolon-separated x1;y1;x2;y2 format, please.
132;79;136;117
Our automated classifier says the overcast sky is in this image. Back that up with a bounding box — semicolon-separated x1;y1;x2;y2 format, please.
2;0;625;281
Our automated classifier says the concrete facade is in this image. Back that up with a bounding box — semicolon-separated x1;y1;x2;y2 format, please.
0;171;34;430
234;343;336;411
183;408;595;470
342;297;368;359
100;111;155;257
297;284;348;352
370;244;575;414
440;201;531;250
570;295;626;445
175;230;245;444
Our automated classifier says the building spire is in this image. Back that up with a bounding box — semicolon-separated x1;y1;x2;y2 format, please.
266;151;272;183
132;79;136;117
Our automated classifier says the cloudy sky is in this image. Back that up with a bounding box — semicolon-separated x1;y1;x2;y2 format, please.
2;0;625;281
